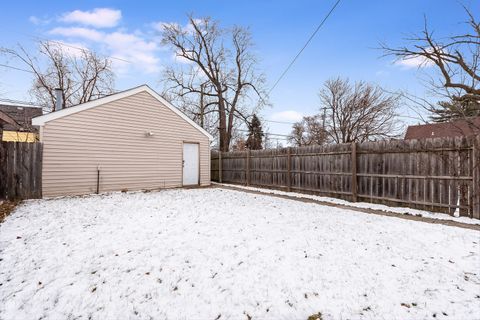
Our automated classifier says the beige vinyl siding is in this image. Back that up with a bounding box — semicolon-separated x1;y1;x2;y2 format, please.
41;91;210;197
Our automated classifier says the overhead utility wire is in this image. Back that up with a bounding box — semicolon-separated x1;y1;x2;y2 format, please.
0;28;133;64
263;119;295;125
34;37;132;64
0;63;34;73
268;0;341;94
253;0;341;133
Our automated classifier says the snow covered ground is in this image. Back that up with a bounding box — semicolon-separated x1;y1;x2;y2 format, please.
0;188;479;320
214;183;480;226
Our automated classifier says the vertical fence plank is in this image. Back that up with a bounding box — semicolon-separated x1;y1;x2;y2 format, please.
0;142;5;198
36;143;43;199
246;149;250;186
459;137;470;217
351;142;357;202
287;147;291;192
7;142;15;199
472;136;480;218
218;151;222;183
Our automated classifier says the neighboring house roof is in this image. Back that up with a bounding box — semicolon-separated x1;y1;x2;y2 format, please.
0;102;43;132
0;110;19;128
404;117;480;140
32;84;214;141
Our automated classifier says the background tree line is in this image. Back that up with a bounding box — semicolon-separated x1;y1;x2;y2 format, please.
288;78;401;146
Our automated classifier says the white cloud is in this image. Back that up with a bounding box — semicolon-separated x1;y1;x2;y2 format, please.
29;16;40;24
50;27;104;41
183;19;204;34
44;8;167;75
271;110;304;123
48;27;161;74
172;53;192;64
60;8;121;28
152;21;180;32
395;53;435;69
375;70;389;77
103;32;161;73
29;16;51;25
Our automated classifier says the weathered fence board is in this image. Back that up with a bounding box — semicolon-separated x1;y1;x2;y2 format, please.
0;142;42;200
212;136;480;219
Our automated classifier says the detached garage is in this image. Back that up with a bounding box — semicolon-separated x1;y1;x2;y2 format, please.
32;85;213;198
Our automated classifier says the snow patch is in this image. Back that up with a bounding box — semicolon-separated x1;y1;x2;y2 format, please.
0;188;479;319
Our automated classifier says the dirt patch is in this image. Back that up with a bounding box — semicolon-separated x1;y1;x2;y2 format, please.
0;200;20;223
307;313;323;320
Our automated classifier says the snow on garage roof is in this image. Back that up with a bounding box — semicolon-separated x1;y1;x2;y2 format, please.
32;84;214;141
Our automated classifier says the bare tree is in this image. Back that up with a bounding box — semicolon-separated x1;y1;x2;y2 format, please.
161;69;219;140
381;6;479;124
231;136;247;151
320;78;401;143
288;122;306;147
288;115;327;147
161;16;268;151
1;41;115;112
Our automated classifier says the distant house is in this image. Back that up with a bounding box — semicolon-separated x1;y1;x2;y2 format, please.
0;102;43;142
404;117;480;140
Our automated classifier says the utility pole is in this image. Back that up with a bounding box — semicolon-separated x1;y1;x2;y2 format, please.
199;82;205;128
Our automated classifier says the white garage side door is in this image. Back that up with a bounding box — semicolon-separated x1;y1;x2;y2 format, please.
182;143;200;186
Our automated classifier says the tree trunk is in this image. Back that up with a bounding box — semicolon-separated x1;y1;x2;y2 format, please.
218;97;228;152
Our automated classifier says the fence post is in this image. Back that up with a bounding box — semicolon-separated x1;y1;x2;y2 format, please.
287;147;291;192
246;149;250;186
218;151;223;183
351;142;358;202
472;136;480;219
0;142;4;198
36;143;43;199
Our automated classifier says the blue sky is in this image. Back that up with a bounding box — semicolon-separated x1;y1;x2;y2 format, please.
0;0;477;138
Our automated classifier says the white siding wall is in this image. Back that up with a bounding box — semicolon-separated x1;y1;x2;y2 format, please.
41;91;210;197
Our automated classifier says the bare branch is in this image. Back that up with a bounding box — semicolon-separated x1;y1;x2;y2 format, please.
161;16;268;151
381;5;480;122
1;41;114;112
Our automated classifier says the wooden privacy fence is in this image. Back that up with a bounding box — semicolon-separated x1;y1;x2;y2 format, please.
0;142;43;199
211;136;480;219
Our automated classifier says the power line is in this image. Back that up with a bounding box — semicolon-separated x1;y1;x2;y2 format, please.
236;128;290;138
268;0;341;94
263;119;295;125
0;63;34;73
0;29;133;64
37;38;132;64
